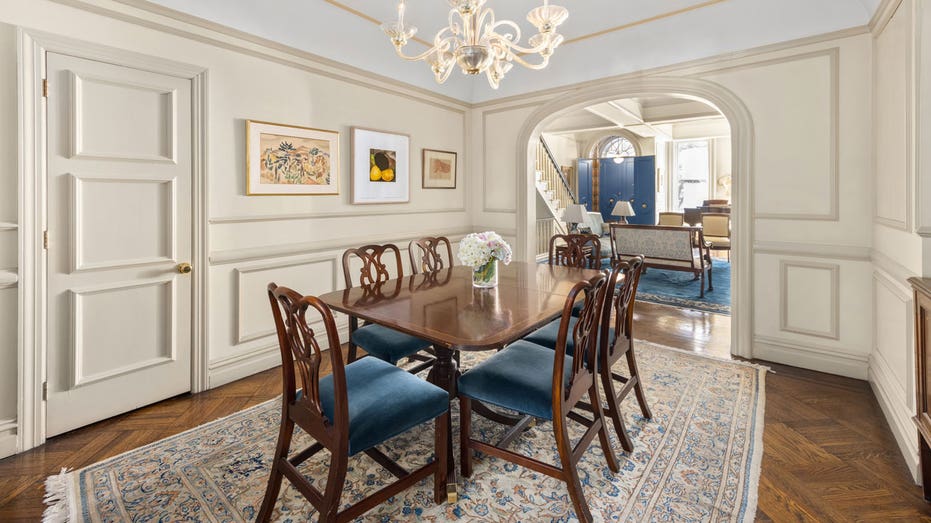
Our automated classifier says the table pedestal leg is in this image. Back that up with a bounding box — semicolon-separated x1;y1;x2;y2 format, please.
431;345;459;503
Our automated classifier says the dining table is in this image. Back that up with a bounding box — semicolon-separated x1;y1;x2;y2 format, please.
317;260;605;502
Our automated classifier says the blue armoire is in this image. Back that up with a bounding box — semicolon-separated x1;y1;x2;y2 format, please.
577;156;655;224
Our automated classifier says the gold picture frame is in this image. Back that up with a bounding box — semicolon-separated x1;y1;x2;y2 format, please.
246;119;339;196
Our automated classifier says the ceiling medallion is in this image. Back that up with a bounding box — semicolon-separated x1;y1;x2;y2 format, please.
382;0;568;89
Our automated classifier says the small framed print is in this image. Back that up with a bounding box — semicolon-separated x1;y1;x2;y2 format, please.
422;149;457;189
246;120;339;195
351;127;411;204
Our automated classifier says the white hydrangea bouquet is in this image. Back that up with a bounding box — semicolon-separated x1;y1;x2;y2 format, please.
458;231;512;288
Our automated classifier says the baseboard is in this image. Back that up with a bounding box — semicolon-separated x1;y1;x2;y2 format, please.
753;335;868;379
0;425;17;459
208;325;351;388
869;352;920;483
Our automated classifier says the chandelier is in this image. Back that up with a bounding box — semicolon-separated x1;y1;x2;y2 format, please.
381;0;568;89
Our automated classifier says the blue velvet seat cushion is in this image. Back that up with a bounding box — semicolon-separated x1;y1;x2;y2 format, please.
320;357;449;455
350;323;433;365
522;316;614;357
458;341;572;421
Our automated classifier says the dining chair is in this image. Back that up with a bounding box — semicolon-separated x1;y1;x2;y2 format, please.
258;284;449;522
548;233;602;269
701;212;731;261
522;256;651;452
342;244;435;373
409;236;454;275
457;274;619;523
657;212;685;226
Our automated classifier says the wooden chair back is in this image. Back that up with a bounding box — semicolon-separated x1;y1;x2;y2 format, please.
601;256;644;362
702;199;730;206
552;273;608;412
267;283;346;451
701;213;731;238
657;212;684;226
342;244;404;288
409;236;454;275
548;233;602;269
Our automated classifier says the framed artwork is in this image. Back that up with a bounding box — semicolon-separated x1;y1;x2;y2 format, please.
246;120;339;196
351;127;411;204
422;149;457;189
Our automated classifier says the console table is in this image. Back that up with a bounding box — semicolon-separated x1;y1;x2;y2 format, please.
909;277;931;501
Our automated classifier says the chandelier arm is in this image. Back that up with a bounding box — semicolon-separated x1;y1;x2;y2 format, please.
394;44;444;62
487;20;522;44
508;52;551;70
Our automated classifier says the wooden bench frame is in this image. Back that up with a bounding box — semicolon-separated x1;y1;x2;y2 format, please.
608;224;714;298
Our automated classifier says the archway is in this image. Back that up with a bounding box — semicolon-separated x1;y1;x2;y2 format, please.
514;76;754;358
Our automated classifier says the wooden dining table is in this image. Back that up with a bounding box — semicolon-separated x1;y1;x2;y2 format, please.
318;261;604;501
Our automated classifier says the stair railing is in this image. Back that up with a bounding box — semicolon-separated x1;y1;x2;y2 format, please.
538;136;577;206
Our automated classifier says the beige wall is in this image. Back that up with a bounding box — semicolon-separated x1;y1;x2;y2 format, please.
0;22;18;457
473;33;874;380
868;0;926;482
0;0;470;457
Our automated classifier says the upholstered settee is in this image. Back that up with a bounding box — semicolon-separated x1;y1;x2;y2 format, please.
580;211;614;262
608;224;713;297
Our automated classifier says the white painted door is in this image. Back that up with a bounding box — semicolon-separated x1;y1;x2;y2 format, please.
45;53;193;436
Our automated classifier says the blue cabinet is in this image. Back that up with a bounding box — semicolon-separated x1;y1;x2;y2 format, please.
576;160;594;211
589;156;655;224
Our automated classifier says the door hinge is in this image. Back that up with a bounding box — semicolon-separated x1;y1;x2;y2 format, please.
43;230;48;249
42;78;48;98
42;382;48;401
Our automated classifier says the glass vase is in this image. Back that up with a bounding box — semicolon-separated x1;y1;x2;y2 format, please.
472;259;498;288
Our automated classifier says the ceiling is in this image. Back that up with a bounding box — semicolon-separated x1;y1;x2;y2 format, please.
543;95;729;141
145;0;882;103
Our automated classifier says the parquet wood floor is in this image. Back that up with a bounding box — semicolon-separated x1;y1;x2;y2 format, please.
1;301;929;521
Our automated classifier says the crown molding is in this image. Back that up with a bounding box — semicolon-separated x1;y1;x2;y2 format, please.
471;25;869;109
50;0;469;112
869;0;905;36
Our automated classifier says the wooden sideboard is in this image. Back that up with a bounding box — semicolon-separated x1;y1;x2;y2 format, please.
909;277;931;501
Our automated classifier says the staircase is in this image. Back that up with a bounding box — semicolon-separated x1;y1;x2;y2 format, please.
535;137;577;257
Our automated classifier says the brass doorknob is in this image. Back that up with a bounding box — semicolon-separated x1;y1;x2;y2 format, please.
178;262;193;274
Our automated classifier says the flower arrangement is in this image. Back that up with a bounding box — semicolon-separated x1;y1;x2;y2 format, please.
459;231;512;288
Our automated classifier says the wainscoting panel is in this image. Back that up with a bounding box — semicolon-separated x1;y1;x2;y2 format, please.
780;260;840;339
753;253;871;378
482;104;540;213
0;286;18;424
235;257;337;344
702;50;838;220
873;0;913;230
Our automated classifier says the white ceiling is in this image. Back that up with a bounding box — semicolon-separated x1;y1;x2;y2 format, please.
146;0;882;103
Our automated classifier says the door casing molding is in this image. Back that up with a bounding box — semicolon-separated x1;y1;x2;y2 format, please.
17;28;209;452
513;76;754;359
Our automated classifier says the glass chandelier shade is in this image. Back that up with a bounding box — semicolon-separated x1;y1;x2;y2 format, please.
381;0;568;89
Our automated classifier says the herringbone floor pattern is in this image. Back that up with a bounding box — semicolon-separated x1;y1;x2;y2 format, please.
0;302;929;521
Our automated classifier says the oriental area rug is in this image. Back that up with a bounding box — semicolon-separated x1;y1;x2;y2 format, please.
636;261;731;315
44;341;765;522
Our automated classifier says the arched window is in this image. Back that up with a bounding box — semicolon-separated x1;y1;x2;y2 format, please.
598;135;637;159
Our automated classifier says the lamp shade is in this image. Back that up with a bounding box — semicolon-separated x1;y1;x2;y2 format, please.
562;204;587;223
611;201;636;217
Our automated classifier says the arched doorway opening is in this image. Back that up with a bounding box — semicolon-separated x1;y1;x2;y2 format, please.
514;77;754;358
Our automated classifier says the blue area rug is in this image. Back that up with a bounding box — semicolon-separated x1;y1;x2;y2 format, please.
636;260;730;315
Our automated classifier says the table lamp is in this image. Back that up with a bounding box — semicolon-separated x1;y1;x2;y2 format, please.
611;201;636;223
562;204;587;232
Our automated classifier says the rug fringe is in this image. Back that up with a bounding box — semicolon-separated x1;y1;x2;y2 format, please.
43;468;74;523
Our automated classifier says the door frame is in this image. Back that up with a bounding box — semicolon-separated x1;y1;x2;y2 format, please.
17;29;209;452
514;76;754;360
